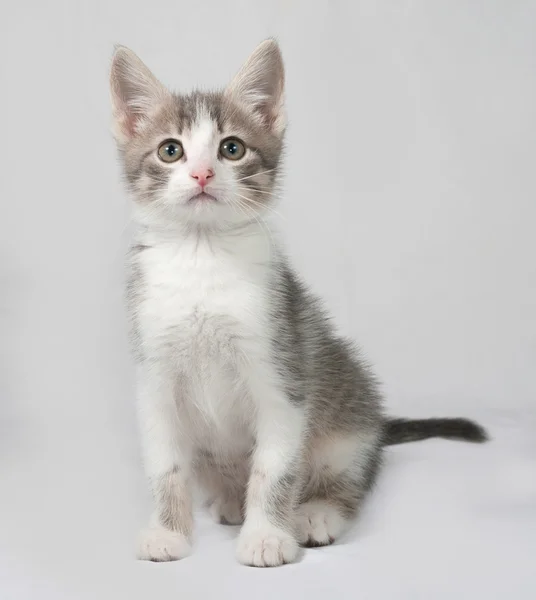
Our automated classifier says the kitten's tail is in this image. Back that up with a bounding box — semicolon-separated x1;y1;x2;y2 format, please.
384;417;488;445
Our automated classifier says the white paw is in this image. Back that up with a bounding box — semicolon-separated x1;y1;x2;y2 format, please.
137;527;191;562
236;525;298;567
296;501;345;547
209;497;244;525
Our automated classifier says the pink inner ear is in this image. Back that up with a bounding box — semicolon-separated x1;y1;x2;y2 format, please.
116;99;140;139
123;112;137;138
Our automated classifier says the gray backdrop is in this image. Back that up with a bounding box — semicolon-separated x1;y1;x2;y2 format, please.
2;1;535;598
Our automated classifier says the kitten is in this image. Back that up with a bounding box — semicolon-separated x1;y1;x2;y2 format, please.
110;40;487;567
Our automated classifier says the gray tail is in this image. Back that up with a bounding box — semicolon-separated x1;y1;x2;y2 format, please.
384;417;488;446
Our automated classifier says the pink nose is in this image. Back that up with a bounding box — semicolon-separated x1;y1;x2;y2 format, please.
190;168;214;188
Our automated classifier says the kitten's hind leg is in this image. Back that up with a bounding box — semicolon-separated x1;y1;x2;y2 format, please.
297;430;382;547
196;455;248;526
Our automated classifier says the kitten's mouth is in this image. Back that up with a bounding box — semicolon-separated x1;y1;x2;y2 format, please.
188;192;217;204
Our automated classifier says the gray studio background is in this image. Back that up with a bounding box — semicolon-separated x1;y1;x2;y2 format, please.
1;1;535;598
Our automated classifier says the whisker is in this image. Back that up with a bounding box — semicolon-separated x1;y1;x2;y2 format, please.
225;195;248;224
237;186;275;196
232;199;251;223
232;197;263;234
235;169;276;182
232;197;277;250
234;192;285;221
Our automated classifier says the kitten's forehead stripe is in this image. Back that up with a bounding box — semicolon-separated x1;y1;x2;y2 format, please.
188;116;217;161
171;92;224;134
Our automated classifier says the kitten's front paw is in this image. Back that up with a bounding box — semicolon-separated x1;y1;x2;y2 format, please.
296;500;345;547
236;525;298;567
137;527;191;562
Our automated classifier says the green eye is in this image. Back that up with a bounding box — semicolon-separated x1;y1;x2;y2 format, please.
219;138;246;161
157;140;184;163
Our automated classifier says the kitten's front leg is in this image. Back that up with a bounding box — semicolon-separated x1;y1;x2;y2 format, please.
136;364;193;562
237;376;305;567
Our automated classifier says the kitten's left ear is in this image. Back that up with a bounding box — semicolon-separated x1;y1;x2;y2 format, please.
226;39;285;135
110;46;169;144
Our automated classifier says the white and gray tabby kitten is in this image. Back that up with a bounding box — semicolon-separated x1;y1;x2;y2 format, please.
110;40;487;567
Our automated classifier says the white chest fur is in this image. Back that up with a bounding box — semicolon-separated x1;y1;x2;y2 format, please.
136;227;273;451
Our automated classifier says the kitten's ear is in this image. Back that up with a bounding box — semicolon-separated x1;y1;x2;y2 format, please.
110;46;169;144
226;39;285;135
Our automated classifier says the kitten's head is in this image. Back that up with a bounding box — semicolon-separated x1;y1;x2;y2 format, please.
110;40;285;229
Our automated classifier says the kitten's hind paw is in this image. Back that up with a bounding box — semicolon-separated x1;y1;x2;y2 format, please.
137;527;191;562
209;497;244;525
296;501;345;547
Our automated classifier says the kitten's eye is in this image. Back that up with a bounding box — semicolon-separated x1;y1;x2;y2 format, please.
157;140;184;163
219;138;246;161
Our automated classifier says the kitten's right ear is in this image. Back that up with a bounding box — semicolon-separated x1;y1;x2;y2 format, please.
110;46;169;144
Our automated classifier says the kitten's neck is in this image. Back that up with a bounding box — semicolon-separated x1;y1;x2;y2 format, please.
135;213;279;260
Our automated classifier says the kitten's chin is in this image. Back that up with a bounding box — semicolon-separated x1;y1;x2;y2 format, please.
133;197;249;231
185;194;222;222
184;204;253;230
188;192;218;204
